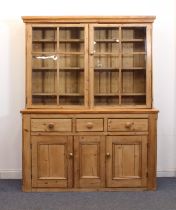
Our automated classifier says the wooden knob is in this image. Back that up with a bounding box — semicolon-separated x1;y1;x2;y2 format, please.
48;123;54;129
125;122;132;129
106;152;110;157
69;153;73;157
86;122;93;129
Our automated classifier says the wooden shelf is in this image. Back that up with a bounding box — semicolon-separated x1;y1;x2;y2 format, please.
32;68;57;71
33;39;57;42
59;39;84;42
122;39;145;42
95;39;119;43
122;93;146;96
95;93;119;96
32;93;57;96
32;52;57;54
94;68;119;71
94;53;119;56
60;93;84;96
60;67;84;71
59;52;84;55
122;52;146;55
121;67;145;70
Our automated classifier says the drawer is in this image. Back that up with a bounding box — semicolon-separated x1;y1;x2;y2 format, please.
108;119;148;132
31;119;72;132
76;119;104;132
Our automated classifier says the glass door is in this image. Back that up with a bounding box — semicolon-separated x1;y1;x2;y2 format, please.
32;27;57;105
121;26;147;105
89;25;120;106
31;25;88;107
58;26;88;106
90;25;149;107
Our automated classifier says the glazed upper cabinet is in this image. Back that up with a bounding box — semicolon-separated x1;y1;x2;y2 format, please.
30;25;88;107
90;25;150;107
26;19;152;108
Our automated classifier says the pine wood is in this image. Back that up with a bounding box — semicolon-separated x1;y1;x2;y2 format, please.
31;135;73;188
21;16;158;192
31;118;72;132
74;136;105;188
106;136;147;187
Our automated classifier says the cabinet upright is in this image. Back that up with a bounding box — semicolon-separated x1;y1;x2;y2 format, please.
21;16;158;192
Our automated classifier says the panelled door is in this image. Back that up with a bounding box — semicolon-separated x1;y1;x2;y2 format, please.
106;136;147;187
74;136;105;188
31;136;73;188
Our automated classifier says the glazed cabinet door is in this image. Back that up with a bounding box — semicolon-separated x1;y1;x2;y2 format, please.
31;136;73;188
89;24;152;108
27;24;88;108
106;136;147;188
74;136;105;188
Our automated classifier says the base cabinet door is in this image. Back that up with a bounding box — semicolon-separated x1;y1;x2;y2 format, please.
31;136;73;188
74;136;105;188
106;136;148;188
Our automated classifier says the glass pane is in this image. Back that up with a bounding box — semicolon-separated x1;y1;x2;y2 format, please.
94;42;119;53
122;70;146;94
32;96;57;105
121;27;146;40
59;55;84;69
94;27;119;41
32;70;57;94
32;54;57;69
122;54;146;69
59;70;84;105
59;42;84;53
32;27;57;52
94;96;119;106
59;27;84;40
59;96;84;105
94;55;119;69
122;42;145;53
121;96;146;105
32;70;57;105
94;70;119;106
121;69;146;105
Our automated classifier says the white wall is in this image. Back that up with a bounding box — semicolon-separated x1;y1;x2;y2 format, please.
0;0;175;178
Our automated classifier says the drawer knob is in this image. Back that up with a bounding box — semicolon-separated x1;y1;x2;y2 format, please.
48;123;54;129
106;152;110;157
69;153;73;157
86;122;93;129
125;122;133;129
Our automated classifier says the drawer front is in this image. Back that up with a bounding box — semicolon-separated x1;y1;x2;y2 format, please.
31;119;72;132
108;119;148;132
76;119;104;132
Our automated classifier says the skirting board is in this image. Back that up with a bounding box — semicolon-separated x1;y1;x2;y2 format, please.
0;170;22;179
0;170;176;179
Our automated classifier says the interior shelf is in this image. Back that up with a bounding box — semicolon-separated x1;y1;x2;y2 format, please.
32;93;57;96
33;39;57;42
122;39;145;42
59;39;84;42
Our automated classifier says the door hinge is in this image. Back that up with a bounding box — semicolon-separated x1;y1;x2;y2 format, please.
25;97;27;105
146;171;148;177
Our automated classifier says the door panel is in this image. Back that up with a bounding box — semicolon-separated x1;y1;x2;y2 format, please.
106;136;147;187
74;136;105;188
31;136;73;188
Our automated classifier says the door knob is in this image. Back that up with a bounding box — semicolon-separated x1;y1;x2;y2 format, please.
69;153;73;157
106;152;110;157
